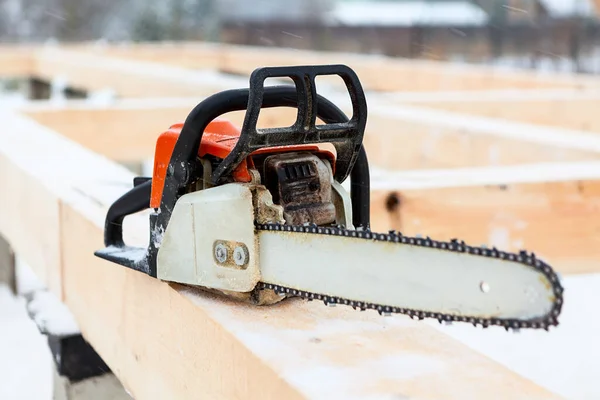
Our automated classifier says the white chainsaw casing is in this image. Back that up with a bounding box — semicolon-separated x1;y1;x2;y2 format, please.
156;183;259;292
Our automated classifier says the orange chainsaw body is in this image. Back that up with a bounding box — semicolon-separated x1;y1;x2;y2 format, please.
150;118;336;209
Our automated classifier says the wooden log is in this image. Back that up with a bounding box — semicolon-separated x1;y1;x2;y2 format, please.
369;161;600;275
0;110;561;399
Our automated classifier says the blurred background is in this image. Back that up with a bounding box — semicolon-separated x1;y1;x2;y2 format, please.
1;0;599;73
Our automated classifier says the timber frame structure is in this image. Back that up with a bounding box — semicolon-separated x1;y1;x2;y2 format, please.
2;41;600;399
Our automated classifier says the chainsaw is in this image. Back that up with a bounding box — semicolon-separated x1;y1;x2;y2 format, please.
94;65;563;331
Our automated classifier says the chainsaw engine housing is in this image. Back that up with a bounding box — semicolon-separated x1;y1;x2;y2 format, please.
262;152;336;226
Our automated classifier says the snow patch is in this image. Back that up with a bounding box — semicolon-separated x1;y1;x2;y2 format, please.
15;257;45;295
26;291;80;337
325;1;489;27
0;285;53;400
370;161;600;191
152;225;165;249
101;246;148;271
488;227;510;250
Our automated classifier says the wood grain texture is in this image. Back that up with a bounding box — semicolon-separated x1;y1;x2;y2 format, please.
0;110;562;399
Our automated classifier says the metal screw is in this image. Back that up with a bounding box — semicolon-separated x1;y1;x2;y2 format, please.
233;245;248;266
215;243;228;263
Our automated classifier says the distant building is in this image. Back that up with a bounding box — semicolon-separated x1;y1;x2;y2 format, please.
473;0;596;24
324;0;489;27
472;0;548;24
215;0;336;23
540;0;596;18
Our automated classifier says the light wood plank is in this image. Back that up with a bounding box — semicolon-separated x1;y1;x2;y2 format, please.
21;98;600;170
32;47;245;98
0;110;561;399
369;162;600;275
79;41;600;91
0;45;34;76
395;90;600;132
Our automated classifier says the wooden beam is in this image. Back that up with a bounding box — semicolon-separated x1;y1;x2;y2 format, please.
19;99;299;163
393;89;600;132
20;98;600;170
369;161;600;275
31;47;246;98
79;42;600;91
0;45;34;76
63;42;225;70
0;110;561;399
361;101;600;170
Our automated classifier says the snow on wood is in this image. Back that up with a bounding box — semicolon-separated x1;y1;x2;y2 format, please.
395;94;600;133
382;88;600;103
368;101;600;153
31;42;600;94
27;290;80;337
369;161;600;190
0;285;53;400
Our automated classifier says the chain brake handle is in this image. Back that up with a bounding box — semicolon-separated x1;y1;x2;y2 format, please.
211;65;368;185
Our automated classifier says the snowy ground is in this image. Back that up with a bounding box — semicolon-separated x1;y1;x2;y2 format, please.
0;285;53;399
0;261;53;400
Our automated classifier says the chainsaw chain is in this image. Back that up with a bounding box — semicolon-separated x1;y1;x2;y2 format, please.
254;222;564;331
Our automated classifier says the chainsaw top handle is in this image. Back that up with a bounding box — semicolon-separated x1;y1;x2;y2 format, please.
169;64;367;187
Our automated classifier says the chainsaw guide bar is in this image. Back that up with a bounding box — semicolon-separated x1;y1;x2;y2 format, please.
254;222;563;331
